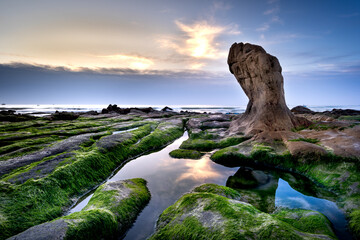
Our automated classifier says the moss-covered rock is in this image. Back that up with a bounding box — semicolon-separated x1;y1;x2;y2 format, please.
210;143;360;238
150;184;336;240
272;208;336;238
169;149;203;159
7;178;150;240
0;119;184;239
180;136;248;151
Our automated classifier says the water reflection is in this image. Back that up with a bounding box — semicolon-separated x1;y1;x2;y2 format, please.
108;132;238;240
226;167;351;240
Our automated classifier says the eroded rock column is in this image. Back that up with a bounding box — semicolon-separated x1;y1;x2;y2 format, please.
228;42;308;136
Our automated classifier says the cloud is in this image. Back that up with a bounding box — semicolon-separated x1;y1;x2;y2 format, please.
0;62;231;81
264;7;279;15
97;54;154;70
256;23;270;32
160;20;240;59
257;0;281;33
0;51;155;72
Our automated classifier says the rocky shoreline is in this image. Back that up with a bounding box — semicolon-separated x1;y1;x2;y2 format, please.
1;42;359;240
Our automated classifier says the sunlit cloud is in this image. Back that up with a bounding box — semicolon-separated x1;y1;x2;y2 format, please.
0;52;154;72
98;54;154;70
190;63;206;70
160;20;241;60
175;20;226;59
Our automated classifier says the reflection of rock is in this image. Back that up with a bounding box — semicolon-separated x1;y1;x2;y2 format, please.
227;43;310;136
226;167;269;188
226;167;278;212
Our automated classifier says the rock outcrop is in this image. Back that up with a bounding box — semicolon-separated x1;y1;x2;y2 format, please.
150;184;336;240
8;178;150;240
227;42;309;136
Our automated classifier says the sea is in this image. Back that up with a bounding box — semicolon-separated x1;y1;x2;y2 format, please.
1;104;360;117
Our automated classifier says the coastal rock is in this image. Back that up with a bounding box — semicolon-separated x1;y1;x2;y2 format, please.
150;184;336;240
7;178;150;240
161;106;173;112
291;106;314;114
101;104;155;115
227;42;310;136
50;111;79;120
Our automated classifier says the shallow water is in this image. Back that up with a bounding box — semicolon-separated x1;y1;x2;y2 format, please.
112;127;139;135
69;132;351;239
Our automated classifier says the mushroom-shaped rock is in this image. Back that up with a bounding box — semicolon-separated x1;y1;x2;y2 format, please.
228;42;309;136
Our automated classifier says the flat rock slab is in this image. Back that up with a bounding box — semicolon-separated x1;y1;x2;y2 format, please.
0;132;105;177
300;125;360;159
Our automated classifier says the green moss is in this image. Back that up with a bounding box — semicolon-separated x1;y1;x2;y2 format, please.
0;135;63;161
169;149;203;159
272;208;336;238
0;121;183;239
150;186;336;240
192;183;241;200
180;136;248;151
210;143;360;238
1;153;66;182
62;178;150;239
289;138;320;144
349;209;360;238
338;115;360;121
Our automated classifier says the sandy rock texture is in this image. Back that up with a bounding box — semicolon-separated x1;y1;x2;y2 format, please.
227;42;309;136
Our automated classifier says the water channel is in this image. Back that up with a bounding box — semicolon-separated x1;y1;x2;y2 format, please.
68;131;351;240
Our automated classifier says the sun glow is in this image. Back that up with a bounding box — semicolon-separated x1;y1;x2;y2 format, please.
175;20;225;59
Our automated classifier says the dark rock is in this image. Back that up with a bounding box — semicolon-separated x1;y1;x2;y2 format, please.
291;106;314;114
80;110;98;115
50;111;79;120
161;106;173;112
0;110;37;122
323;108;360;118
101;104;155;115
0;110;16;115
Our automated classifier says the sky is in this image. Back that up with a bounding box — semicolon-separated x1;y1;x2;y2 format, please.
0;0;359;106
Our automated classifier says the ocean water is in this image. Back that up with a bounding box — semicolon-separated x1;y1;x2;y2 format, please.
1;104;360;116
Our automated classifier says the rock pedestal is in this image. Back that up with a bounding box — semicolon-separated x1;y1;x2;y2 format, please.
228;42;308;135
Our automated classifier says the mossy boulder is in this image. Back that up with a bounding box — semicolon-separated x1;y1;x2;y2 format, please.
150;184;336;240
7;178;150;240
169;149;203;159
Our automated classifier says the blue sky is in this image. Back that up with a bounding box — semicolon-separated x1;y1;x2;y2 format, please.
0;0;359;106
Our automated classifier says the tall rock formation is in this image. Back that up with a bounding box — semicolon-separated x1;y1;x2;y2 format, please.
228;42;308;136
